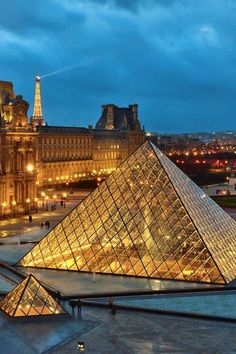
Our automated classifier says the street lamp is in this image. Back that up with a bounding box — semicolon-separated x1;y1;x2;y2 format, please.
26;163;34;173
2;202;7;218
12;201;16;217
45;196;49;211
41;191;45;207
53;194;57;209
26;198;30;216
63;192;67;208
35;198;38;213
56;176;59;188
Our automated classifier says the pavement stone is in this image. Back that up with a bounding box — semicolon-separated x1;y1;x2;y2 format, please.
48;305;236;354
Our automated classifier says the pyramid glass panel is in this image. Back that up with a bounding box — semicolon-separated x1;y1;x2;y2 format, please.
18;141;236;284
152;143;236;283
0;275;66;317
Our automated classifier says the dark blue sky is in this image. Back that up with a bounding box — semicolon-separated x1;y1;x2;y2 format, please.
1;0;236;133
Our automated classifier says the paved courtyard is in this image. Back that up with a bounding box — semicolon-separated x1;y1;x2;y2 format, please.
0;298;236;354
0;198;81;240
50;305;236;354
0;190;91;264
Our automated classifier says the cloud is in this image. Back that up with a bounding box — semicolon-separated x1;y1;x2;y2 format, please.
1;0;236;132
0;26;44;54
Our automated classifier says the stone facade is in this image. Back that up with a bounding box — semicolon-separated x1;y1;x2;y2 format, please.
0;81;144;214
0;81;38;214
36;124;144;187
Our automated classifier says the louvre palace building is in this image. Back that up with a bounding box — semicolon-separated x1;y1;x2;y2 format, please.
0;78;144;214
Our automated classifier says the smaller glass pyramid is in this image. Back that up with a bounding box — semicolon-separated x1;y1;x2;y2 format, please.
0;275;66;317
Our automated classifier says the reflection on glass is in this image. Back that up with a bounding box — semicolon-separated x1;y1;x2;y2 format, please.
0;275;65;317
19;141;236;284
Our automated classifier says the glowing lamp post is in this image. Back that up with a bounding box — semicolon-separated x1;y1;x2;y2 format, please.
26;198;30;216
35;198;38;213
26;164;34;173
53;194;57;209
56;176;59;188
41;191;45;207
97;177;101;186
45;196;49;211
63;192;67;208
2;202;7;218
12;201;16;217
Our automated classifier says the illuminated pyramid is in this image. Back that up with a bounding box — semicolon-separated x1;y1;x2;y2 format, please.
18;141;236;284
0;275;66;317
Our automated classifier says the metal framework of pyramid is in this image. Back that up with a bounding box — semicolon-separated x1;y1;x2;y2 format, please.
18;141;236;284
0;275;66;317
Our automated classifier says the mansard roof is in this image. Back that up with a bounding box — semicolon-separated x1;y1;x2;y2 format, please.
96;104;140;130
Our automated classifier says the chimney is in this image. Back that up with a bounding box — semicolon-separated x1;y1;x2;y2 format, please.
129;104;140;130
105;104;115;129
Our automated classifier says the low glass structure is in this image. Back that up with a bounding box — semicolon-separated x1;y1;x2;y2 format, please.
18;142;236;284
0;275;66;317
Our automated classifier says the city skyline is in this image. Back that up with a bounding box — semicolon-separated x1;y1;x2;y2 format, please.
1;0;236;133
1;2;236;351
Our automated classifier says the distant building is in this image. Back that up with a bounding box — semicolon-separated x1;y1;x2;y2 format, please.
146;132;202;152
96;103;141;131
0;79;144;214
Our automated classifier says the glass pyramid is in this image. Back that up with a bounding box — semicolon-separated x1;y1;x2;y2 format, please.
18;141;236;284
0;275;66;317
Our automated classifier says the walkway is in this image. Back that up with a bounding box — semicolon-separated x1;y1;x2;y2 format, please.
0;189;91;240
0;191;90;265
50;305;236;354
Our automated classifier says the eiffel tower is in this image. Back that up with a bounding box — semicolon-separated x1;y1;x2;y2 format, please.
32;75;44;127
